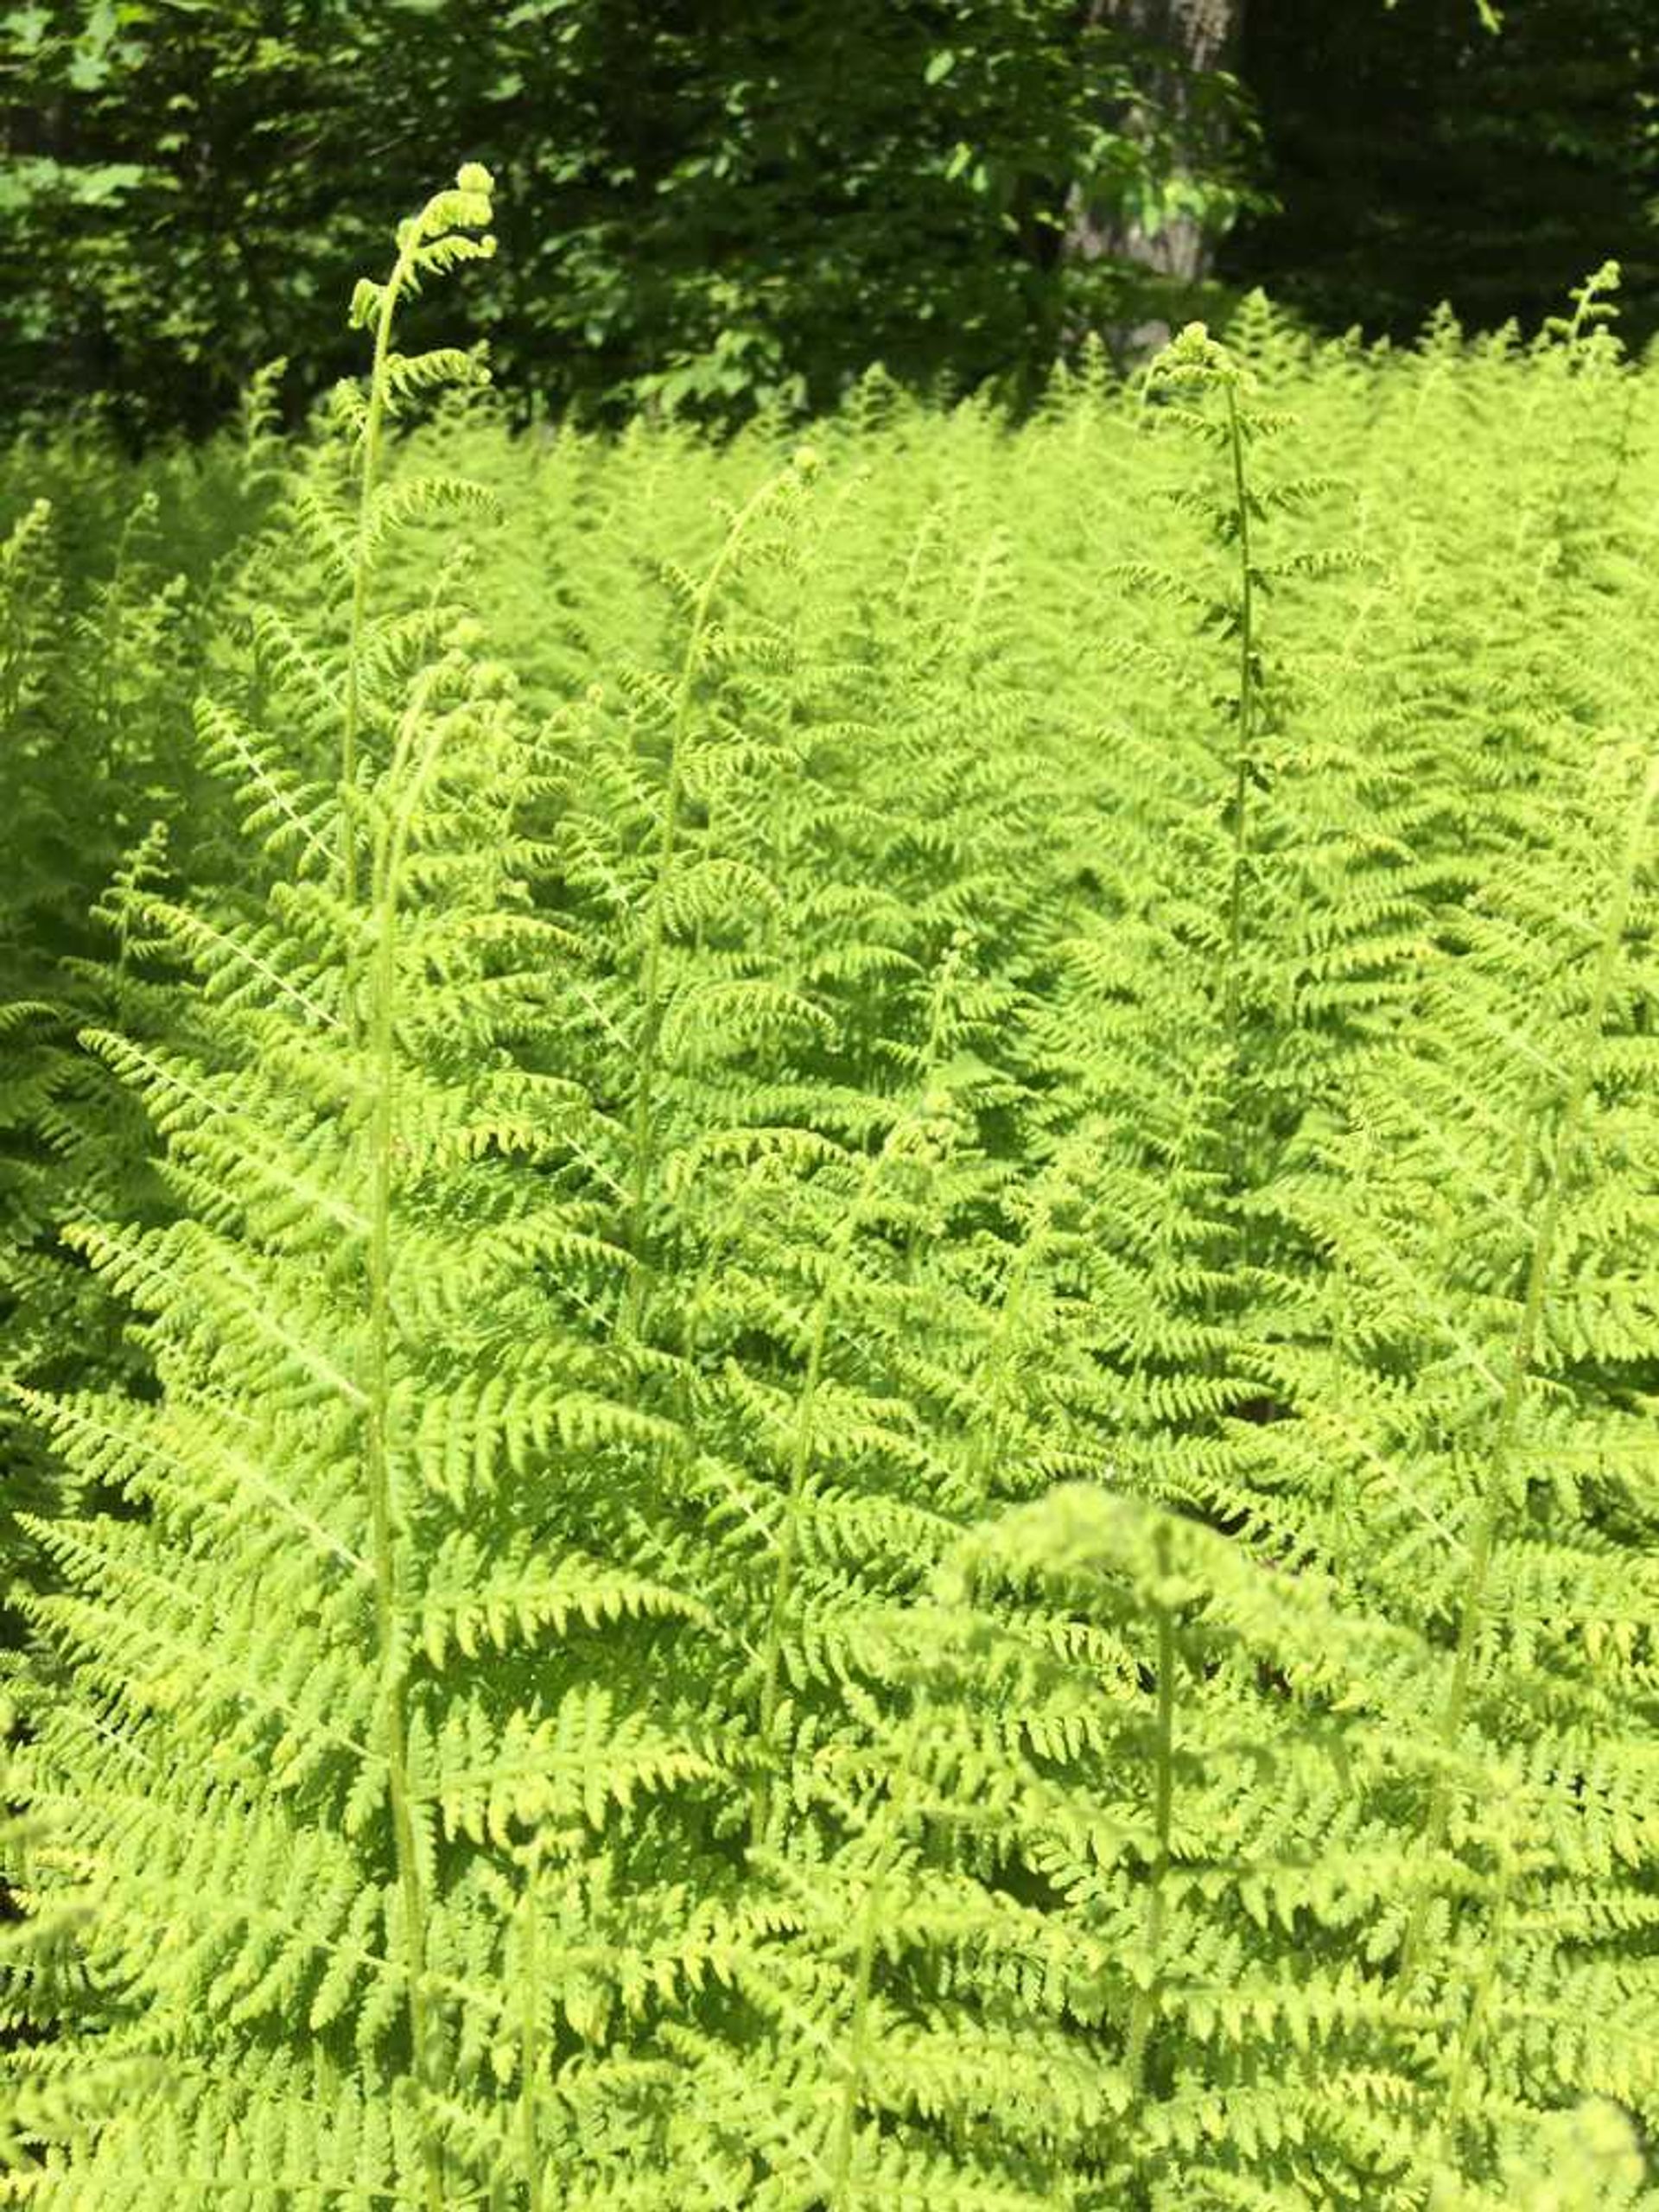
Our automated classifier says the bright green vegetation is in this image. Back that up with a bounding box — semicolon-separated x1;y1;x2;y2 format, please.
1;174;1656;2208
1;0;1253;437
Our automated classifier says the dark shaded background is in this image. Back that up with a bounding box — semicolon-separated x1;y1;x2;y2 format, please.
1223;0;1659;352
2;0;1655;443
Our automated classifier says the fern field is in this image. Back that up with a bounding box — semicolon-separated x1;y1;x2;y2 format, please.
3;171;1658;2209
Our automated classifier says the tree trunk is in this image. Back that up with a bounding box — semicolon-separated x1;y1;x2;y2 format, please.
1068;0;1243;359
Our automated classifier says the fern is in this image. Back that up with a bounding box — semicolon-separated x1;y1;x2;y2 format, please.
5;189;1658;2209
0;172;725;2209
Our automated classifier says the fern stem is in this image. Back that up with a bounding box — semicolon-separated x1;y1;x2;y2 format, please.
897;505;940;617
829;1723;926;2211
1402;751;1659;1978
749;1274;834;1846
750;985;957;1839
1221;374;1256;1053
622;467;793;1326
900;947;958;1281
969;1230;1039;1495
951;530;1003;660
750;1131;892;1844
340;200;490;2200
826;1859;885;2210
518;1841;545;2212
1127;1545;1176;2093
362;678;455;2212
1433;1833;1515;2166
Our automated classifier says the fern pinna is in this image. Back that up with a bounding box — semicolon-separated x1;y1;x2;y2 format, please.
3;172;1658;2211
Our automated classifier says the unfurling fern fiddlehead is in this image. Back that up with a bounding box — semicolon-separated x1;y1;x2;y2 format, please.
340;167;497;905
343;170;500;2212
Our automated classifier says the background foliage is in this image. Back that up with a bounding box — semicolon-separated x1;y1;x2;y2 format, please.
1225;0;1659;349
7;0;1654;440
0;0;1255;436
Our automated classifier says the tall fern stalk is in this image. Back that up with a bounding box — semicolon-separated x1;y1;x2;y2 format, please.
1401;744;1659;1978
748;1159;872;1845
1430;1819;1519;2180
1144;323;1263;1055
1125;1528;1177;2093
1220;369;1257;1052
516;1840;546;2212
343;169;496;2211
826;1851;887;2209
622;455;812;1319
747;1068;948;1846
362;669;454;2212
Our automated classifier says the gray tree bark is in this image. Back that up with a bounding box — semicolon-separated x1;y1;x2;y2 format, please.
1067;0;1243;358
